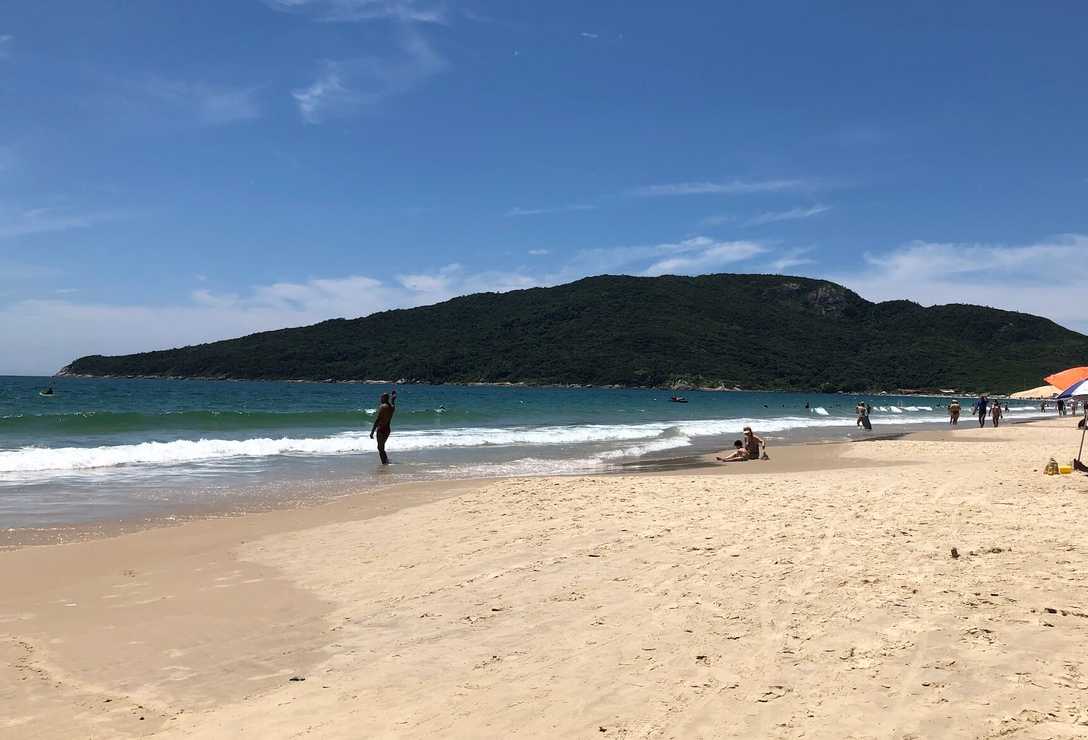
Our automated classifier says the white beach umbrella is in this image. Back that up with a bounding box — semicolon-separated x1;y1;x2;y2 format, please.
1057;379;1088;399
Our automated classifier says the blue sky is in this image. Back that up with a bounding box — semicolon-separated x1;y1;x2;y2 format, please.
2;1;1086;374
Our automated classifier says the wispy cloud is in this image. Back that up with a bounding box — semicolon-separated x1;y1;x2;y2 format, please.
580;32;599;39
828;234;1088;334
0;234;772;372
0;267;539;373
506;204;596;217
264;0;448;23
0;206;123;240
293;29;445;123
571;236;767;277
111;77;261;126
766;247;815;273
639;239;766;276
527;249;550;256
630;179;809;197
8;233;1087;375
700;214;736;226
745;204;832;227
0;34;12;59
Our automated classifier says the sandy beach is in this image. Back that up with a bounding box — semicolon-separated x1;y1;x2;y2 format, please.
3;418;1087;738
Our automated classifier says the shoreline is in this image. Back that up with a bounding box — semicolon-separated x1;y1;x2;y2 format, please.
3;417;1085;737
2;415;1039;548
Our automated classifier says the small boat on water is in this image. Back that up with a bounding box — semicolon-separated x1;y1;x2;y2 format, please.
669;396;688;403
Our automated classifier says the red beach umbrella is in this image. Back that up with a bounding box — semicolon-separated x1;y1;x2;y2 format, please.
1044;366;1088;391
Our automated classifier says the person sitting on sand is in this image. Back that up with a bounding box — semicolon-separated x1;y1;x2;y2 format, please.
742;426;769;460
369;390;397;465
716;440;750;463
948;399;961;425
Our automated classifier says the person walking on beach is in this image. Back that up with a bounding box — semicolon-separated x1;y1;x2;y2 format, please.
990;401;1002;428
369;390;397;465
948;399;961;425
974;395;989;427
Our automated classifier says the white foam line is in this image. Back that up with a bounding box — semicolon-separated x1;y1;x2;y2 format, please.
0;411;1047;475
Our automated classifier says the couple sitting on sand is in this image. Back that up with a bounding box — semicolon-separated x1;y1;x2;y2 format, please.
716;426;769;463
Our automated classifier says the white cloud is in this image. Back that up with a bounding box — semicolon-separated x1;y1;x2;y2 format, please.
630;179;809;197
766;248;814;273
506;204;596;217
293;29;444;123
580;32;599;39
0;235;773;373
0;267;542;374
828;234;1088;334
571;236;767;276
293;62;355;123
640;240;766;276
21;234;1087;375
527;249;549;256
0;206;122;240
116;77;261;126
0;34;12;59
745;204;831;227
264;0;448;23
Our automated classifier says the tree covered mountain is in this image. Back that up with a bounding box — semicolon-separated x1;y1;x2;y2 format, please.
62;274;1088;393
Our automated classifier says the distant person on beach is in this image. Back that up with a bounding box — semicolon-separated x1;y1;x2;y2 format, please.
974;395;989;427
742;426;769;460
854;402;872;430
1057;399;1066;416
369;390;397;465
716;440;750;463
990;402;1002;427
948;400;961;425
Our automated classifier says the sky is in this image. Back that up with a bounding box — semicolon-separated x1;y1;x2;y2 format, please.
1;1;1087;375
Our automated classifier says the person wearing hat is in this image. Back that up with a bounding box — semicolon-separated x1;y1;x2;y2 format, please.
742;426;769;460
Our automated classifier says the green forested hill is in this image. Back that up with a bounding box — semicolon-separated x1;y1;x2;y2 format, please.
61;274;1088;393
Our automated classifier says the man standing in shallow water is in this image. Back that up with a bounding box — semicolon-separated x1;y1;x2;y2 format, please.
370;390;397;465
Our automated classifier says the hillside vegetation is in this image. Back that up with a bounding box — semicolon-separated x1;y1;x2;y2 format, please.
62;274;1088;393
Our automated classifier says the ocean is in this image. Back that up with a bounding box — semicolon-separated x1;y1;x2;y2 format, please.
0;376;1043;529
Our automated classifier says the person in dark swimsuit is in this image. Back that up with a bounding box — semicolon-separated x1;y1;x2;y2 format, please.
974;395;989;427
369;390;397;465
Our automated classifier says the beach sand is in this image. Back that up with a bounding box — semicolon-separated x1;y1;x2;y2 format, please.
2;418;1087;738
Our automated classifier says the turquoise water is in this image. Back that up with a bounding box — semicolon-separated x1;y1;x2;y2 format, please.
0;376;1041;528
